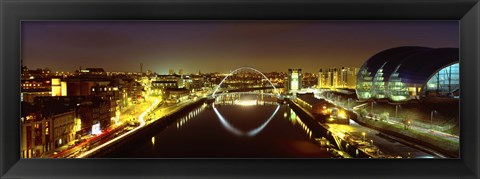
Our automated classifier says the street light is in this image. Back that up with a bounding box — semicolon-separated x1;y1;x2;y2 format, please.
371;101;374;114
395;104;399;118
430;110;436;130
362;132;366;141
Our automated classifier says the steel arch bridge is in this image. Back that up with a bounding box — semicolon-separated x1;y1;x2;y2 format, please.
212;66;280;98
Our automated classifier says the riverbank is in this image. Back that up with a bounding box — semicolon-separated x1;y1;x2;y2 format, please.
285;98;389;158
313;94;459;158
353;114;458;158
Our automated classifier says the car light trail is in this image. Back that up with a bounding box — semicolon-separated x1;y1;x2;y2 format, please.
77;98;160;158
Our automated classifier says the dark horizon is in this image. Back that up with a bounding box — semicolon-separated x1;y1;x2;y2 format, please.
21;21;459;74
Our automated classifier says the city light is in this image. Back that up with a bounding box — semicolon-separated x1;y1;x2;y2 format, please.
234;99;257;106
19;21;460;159
77;97;160;158
338;110;347;119
91;123;101;135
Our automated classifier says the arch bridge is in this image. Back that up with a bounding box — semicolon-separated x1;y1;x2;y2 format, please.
207;67;286;136
211;66;282;99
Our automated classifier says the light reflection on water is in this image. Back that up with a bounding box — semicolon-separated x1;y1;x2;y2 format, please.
212;103;281;137
110;95;333;158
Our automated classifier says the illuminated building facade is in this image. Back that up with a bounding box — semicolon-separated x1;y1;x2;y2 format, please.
21;101;76;158
151;75;184;89
356;46;459;102
21;66;53;80
51;78;67;96
21;77;67;102
286;69;302;93
32;96;113;137
21;77;52;103
151;76;193;102
183;74;206;90
318;67;358;89
51;111;76;149
20;110;53;158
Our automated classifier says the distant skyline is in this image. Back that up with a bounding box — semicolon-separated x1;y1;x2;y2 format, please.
21;21;459;74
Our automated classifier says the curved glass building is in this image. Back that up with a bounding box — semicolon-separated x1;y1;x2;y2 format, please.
356;46;459;102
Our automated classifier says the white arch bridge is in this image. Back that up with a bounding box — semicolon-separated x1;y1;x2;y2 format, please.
209;66;283;99
202;67;287;137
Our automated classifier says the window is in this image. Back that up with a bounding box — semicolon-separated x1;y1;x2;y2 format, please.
387;72;410;101
34;123;42;146
356;68;373;100
425;63;459;97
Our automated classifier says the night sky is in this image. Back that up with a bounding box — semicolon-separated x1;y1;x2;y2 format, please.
21;21;459;74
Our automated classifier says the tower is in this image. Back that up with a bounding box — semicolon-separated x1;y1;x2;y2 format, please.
287;69;302;93
318;69;324;88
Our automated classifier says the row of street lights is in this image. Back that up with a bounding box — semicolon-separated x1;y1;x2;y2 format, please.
328;91;439;131
371;101;437;130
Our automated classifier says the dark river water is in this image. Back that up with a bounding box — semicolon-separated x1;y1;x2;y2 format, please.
109;94;333;158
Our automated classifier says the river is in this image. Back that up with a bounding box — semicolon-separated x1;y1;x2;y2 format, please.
107;93;335;158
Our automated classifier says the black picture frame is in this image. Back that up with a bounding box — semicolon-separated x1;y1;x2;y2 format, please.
1;0;479;178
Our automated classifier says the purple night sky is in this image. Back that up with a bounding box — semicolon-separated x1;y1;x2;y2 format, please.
21;21;459;74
